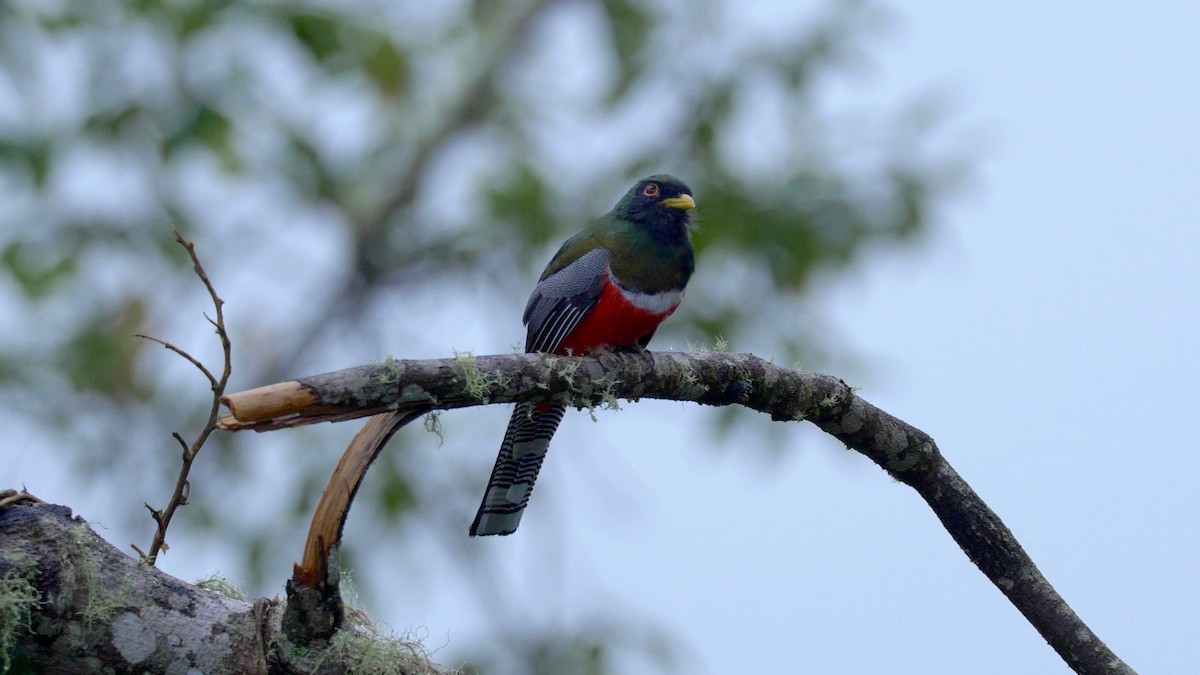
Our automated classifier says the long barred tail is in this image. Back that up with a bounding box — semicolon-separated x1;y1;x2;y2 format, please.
469;402;566;536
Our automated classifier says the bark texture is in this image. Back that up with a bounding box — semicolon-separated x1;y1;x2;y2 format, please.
0;497;447;674
1;499;263;673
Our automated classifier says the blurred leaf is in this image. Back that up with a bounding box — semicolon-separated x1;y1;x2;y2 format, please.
470;0;505;23
363;38;408;98
57;299;147;397
377;474;415;521
175;0;226;36
82;104;142;138
488;164;558;254
691;81;735;153
2;241;77;299
0;138;52;187
0;353;24;386
165;105;240;171
601;0;650;101
290;12;342;63
33;8;83;31
889;166;926;238
285;132;338;201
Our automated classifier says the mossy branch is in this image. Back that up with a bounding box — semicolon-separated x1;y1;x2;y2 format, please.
220;350;1134;675
0;499;453;673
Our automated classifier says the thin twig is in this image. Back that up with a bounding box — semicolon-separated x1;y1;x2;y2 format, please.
134;227;233;567
135;333;217;386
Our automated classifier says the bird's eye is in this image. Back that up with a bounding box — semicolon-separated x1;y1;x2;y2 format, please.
642;183;660;197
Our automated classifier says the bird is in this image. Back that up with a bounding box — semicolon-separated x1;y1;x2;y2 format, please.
469;175;697;536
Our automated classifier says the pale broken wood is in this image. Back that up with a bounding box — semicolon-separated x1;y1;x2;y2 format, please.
282;409;428;646
219;359;447;431
222;381;315;422
293;410;426;587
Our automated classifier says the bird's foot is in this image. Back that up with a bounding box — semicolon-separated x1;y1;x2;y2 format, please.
593;344;654;377
610;343;649;356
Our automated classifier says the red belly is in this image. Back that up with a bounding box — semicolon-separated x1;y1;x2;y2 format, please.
553;279;677;356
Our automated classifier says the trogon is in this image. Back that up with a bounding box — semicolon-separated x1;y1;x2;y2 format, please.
470;175;697;536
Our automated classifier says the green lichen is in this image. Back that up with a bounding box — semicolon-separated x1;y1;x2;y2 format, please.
548;356;579;388
677;357;698;384
453;350;508;402
584;376;622;421
195;574;247;601
376;355;405;387
685;335;729;354
423;411;445;446
0;571;40;672
67;523;125;634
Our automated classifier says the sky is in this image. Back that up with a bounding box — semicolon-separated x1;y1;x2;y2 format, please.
6;1;1198;674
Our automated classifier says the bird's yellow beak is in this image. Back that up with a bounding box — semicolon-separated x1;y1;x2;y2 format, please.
660;194;696;211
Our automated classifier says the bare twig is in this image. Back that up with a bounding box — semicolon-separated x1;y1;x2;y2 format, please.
134;333;217;386
134;227;233;566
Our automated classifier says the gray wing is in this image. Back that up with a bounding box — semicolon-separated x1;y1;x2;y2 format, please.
523;247;609;354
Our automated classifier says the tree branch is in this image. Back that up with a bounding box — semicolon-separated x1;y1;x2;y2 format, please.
0;499;453;673
220;350;1135;675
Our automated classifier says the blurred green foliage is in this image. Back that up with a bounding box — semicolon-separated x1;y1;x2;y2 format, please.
0;0;960;671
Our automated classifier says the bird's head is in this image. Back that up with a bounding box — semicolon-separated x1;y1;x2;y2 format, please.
616;175;696;229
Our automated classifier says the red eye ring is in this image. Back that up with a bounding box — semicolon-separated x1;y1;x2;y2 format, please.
642;183;660;197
